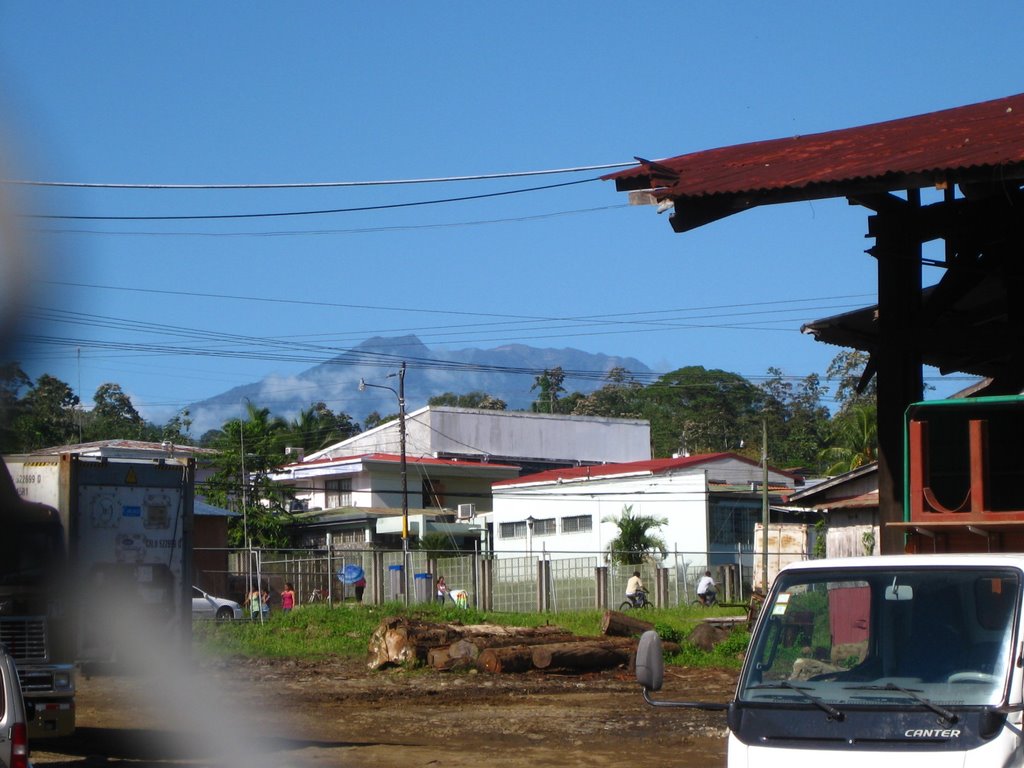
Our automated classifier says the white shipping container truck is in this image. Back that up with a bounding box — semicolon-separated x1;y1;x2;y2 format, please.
4;453;194;668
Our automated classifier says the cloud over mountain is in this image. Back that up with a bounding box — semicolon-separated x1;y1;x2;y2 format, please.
186;334;652;435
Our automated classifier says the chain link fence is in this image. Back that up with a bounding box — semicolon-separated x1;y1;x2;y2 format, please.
195;544;807;615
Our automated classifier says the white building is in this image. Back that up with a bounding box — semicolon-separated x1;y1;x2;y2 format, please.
489;453;800;572
307;406;652;473
269;452;520;515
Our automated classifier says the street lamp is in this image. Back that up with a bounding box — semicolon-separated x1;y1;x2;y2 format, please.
526;515;535;558
359;362;408;602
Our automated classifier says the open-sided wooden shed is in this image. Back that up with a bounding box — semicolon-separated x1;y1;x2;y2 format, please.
604;93;1024;554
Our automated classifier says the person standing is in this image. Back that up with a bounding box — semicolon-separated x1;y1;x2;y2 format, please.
280;582;295;613
436;575;449;604
354;575;366;602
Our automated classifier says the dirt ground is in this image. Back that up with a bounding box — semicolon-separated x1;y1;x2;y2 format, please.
31;655;738;768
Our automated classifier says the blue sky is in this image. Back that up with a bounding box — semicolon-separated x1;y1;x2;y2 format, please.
0;3;1019;429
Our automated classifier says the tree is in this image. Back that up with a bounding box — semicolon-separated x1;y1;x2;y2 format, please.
0;362;31;452
362;411;394;430
204;402;293;548
86;382;146;441
161;409;193;445
530;367;567;414
603;505;668;565
418;531;456;560
644;366;761;457
570;367;645;418
15;373;80;450
758;368;831;470
428;391;507;410
286;402;360;452
827;350;876;414
819;402;878;475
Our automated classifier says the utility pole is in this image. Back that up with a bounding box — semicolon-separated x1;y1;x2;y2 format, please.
761;419;769;592
360;362;409;603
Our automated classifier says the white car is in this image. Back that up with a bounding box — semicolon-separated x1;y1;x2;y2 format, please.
0;644;31;768
192;586;242;620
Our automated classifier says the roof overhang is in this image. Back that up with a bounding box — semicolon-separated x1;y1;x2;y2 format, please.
604;93;1024;233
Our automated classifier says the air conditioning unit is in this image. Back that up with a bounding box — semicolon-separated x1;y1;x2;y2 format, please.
456;503;476;520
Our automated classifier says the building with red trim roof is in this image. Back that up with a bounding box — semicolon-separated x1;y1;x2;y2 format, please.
489;452;801;580
269;451;520;550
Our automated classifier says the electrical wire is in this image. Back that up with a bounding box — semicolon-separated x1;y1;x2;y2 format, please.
4;161;638;189
32;204;629;238
28;177;600;222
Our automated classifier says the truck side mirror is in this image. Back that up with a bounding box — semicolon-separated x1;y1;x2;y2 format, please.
635;630;664;691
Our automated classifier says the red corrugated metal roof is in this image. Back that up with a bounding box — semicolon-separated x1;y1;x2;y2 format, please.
493;452;791;488
604;93;1024;200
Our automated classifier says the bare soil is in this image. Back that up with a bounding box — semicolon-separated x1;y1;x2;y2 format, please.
31;656;737;767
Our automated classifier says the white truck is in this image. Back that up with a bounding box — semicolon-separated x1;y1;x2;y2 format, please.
2;452;194;736
638;553;1024;766
636;396;1024;765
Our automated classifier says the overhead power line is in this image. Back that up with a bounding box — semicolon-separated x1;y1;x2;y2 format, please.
28;176;600;222
4;161;638;189
35;204;628;238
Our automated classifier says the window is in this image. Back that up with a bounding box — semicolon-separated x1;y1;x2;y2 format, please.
561;515;593;534
500;521;528;539
422;479;445;508
325;478;352;508
534;518;556;536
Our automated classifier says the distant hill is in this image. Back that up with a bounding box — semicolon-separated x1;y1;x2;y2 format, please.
187;334;653;435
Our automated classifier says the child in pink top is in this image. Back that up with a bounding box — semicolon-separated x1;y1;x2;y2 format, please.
281;582;296;612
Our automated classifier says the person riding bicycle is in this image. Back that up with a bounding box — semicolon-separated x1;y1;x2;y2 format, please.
625;570;647;607
696;570;717;606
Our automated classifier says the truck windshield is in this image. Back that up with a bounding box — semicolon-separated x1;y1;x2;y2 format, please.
0;521;63;585
738;566;1019;708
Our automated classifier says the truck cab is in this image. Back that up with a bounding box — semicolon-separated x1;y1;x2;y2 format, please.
637;554;1024;767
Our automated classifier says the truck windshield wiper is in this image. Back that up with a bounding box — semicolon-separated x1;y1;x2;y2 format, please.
750;681;845;721
847;683;959;725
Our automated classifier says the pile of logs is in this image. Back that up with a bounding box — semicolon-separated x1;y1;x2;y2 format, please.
367;610;672;675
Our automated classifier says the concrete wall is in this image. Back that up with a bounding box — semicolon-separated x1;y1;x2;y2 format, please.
312;406;652;465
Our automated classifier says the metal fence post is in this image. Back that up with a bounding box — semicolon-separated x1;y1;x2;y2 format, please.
595;565;608;609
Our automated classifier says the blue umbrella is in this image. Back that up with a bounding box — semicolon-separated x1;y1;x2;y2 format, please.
339;563;365;584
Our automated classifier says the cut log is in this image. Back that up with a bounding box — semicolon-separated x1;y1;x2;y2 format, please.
478;645;538;674
600;610;655;637
367;617;579;670
427;646;451;668
447;638;481;661
532;641;632;672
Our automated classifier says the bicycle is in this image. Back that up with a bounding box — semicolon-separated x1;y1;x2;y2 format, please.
692;590;718;608
619;589;652;610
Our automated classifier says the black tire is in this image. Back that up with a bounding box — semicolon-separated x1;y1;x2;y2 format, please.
618;600;634;611
215;606;234;620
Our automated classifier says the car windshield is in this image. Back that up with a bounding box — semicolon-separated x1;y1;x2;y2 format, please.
738;566;1020;708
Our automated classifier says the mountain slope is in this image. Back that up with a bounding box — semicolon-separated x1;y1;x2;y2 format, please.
187;334;653;434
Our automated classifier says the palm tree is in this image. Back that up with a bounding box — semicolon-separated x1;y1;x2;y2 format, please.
603;505;668;565
819;403;878;475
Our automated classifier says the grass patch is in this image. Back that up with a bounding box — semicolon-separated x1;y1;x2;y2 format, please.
193;601;748;670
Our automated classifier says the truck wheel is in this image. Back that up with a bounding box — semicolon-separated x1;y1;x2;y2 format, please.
216;607;235;621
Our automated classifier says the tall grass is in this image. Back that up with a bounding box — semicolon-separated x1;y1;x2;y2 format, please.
193;601;748;669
